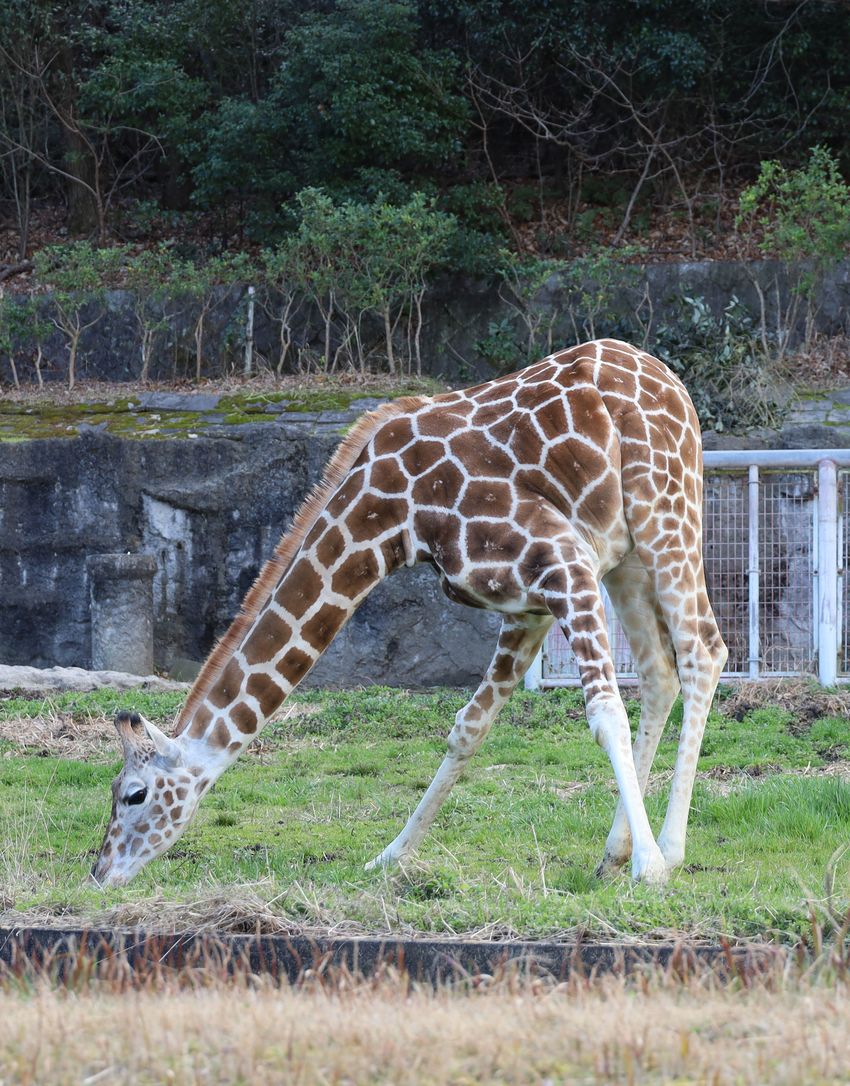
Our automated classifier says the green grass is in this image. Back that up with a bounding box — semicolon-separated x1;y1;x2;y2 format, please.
2;685;849;940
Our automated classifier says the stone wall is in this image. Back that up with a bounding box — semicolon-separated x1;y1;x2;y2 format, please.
3;258;848;387
5;364;850;689
0;400;500;686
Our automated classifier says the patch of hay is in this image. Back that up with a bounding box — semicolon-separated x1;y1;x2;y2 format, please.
0;702;319;762
720;679;850;730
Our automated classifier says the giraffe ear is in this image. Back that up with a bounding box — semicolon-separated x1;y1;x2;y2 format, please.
114;711;146;759
138;714;183;764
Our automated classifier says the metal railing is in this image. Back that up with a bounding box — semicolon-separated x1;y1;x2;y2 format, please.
525;449;850;690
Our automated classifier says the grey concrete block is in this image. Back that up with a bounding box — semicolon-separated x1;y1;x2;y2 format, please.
87;553;157;676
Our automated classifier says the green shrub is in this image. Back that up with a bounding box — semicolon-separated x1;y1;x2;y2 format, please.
266;188;457;375
737;147;850;355
655;295;783;432
33;243;127;389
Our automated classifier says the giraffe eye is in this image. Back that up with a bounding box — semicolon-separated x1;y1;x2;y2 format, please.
125;787;148;806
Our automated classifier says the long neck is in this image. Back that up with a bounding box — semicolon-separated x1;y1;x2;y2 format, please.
179;497;409;770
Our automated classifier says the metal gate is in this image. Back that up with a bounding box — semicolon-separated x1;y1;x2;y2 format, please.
526;449;850;689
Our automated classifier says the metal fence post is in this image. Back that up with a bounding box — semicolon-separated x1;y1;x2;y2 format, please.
818;458;839;686
243;285;256;377
748;464;760;680
524;644;543;691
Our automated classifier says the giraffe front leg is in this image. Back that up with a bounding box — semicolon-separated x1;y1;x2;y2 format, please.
365;614;552;872
656;630;727;870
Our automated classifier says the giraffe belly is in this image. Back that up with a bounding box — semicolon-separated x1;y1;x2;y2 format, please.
438;569;534;614
419;494;633;616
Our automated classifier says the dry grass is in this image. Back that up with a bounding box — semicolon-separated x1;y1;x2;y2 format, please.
788;334;850;389
0;371;444;407
0;702;315;762
0;709;118;761
720;679;850;728
4;971;850;1085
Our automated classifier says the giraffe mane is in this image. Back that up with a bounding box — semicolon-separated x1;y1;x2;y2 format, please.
175;395;430;734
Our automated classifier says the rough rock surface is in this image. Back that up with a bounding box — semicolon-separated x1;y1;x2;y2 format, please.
0;401;501;687
0;664;187;693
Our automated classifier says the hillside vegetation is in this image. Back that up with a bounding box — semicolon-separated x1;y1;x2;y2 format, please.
2;2;850;426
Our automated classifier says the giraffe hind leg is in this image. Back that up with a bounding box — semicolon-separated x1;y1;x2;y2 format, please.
596;552;680;876
364;614;552;871
625;535;727;872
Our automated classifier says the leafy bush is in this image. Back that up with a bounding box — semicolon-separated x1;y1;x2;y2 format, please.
188;0;467;237
178;253;256;380
655;295;783;432
124;247;190;381
737;147;850;356
33;243;126;389
266;188;457;374
478;246;646;373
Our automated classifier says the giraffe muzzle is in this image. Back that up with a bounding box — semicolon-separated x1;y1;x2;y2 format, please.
90;855;130;888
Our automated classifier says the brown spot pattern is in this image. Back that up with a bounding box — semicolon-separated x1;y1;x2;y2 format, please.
247;673;284;717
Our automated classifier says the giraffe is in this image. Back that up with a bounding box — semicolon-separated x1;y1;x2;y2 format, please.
92;339;727;888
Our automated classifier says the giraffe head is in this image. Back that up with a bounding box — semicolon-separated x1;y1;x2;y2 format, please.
91;710;209;887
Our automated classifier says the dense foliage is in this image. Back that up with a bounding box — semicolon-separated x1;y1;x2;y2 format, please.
1;0;848;256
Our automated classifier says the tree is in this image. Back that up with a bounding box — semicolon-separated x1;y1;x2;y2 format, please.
189;0;467;234
260;246;304;374
179;253;254;380
272;189;456;375
124;247;188;382
0;1;52;259
0;293;53;388
34;243;125;388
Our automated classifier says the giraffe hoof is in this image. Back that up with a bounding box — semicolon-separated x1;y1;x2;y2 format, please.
365;847;404;872
631;846;669;886
595;852;629;880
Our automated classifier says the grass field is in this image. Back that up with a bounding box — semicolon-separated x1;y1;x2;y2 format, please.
2;682;850;940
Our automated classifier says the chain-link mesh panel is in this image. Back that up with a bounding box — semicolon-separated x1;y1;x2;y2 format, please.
541;469;817;684
841;472;850;675
759;472;815;674
702;473;748;674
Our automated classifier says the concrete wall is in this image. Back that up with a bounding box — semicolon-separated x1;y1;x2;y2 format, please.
0;402;500;687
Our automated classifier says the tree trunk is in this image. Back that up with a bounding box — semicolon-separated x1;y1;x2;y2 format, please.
63;122;101;237
56;42;101;238
194;311;205;381
383;305;396;375
68;329;79;389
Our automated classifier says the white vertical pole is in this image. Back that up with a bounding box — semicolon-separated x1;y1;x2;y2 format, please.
525;641;544;691
243;285;255;377
748;465;760;680
818;458;839;686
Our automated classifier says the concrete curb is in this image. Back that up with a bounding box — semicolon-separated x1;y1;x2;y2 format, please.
0;926;787;984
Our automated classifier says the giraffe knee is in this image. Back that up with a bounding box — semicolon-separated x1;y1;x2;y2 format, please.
447;708;486;759
709;635;728;676
586;696;630;751
655;666;681;711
